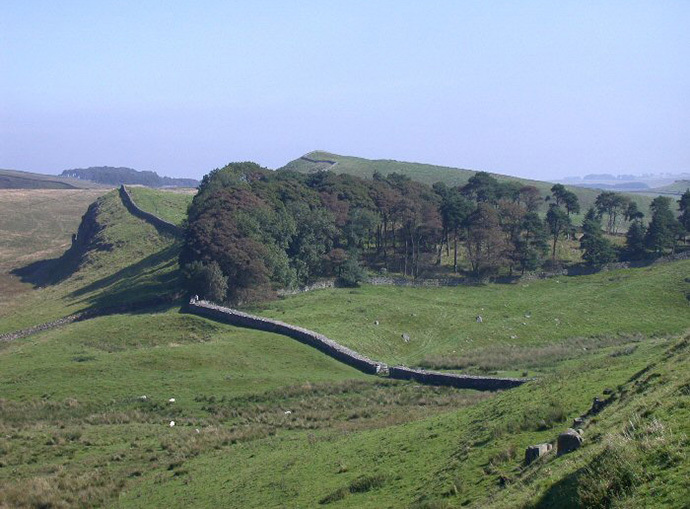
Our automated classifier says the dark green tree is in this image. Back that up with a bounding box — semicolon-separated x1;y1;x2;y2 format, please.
645;196;681;254
624;220;647;260
546;203;571;262
182;260;228;302
678;189;690;241
579;208;616;266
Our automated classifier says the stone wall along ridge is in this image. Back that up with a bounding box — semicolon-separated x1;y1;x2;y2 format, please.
118;185;183;237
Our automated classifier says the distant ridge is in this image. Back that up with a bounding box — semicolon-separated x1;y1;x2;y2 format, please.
60;166;199;188
0;168;104;189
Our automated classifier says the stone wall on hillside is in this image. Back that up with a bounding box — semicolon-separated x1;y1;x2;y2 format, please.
188;300;381;375
118;185;183;237
388;366;527;390
187;299;531;390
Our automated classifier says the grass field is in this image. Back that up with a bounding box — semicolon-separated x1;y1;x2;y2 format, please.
252;261;690;371
127;187;195;226
279;151;653;217
1;182;688;507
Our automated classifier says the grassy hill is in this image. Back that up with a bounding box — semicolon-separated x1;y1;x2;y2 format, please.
648;179;690;196
251;262;690;373
127;186;195;226
1;183;688;507
0;168;107;189
279;151;654;218
0;189;184;333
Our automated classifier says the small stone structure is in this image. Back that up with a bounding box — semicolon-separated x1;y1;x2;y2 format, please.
525;443;552;465
557;428;583;455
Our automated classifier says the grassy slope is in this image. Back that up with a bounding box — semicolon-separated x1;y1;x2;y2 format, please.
119;333;690;508
0;168;105;189
252;261;690;369
278;151;653;215
0;189;182;333
0;188;110;312
1;181;688;507
127;186;195;226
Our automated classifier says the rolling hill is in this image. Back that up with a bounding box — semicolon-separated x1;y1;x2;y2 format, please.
279;151;654;218
0;168;106;189
1;181;688;507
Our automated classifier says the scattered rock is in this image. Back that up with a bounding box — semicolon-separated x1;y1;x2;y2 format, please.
510;335;517;339
195;428;200;434
169;421;175;427
525;443;552;465
476;316;483;323
374;320;379;326
168;398;176;403
139;395;147;401
557;428;583;455
573;417;585;428
284;410;292;415
402;333;410;342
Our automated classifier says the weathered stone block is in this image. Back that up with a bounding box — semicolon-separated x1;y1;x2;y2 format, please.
557;428;583;455
524;443;552;465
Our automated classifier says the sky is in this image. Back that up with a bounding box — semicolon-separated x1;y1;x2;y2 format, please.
1;1;689;181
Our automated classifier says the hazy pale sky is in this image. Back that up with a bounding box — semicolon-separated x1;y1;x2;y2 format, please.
1;1;688;180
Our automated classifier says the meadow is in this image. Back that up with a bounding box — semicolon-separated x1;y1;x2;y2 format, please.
0;184;688;507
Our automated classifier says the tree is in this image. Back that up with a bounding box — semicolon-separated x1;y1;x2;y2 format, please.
464;203;508;275
546;203;571;262
645;196;681;254
624;220;647;260
624;201;644;222
462;172;500;203
513;212;549;273
678;189;690;242
579;208;616;266
337;252;367;287
182;260;228;302
439;189;473;272
595;192;629;234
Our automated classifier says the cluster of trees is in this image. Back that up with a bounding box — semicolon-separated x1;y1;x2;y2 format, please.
181;162;690;303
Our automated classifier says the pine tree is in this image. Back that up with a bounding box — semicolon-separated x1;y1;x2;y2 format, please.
645;197;681;254
624;220;647;260
579;208;616;266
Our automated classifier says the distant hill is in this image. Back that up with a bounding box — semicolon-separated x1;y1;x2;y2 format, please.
0;169;104;189
279;151;653;217
649;180;690;196
60;166;199;188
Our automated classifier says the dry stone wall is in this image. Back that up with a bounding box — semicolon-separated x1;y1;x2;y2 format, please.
388;366;527;390
118;185;183;237
187;299;531;390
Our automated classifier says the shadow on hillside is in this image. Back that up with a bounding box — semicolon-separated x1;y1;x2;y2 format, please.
11;247;84;287
11;243;185;315
530;467;582;509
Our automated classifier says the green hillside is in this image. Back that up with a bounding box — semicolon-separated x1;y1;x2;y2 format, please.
1;181;688;507
279;151;653;217
127;186;195;226
0;168;107;189
252;261;690;371
649;180;690;196
0;189;184;333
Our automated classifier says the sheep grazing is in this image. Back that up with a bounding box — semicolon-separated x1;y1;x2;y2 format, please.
168;398;176;403
169;421;175;427
284;410;292;415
